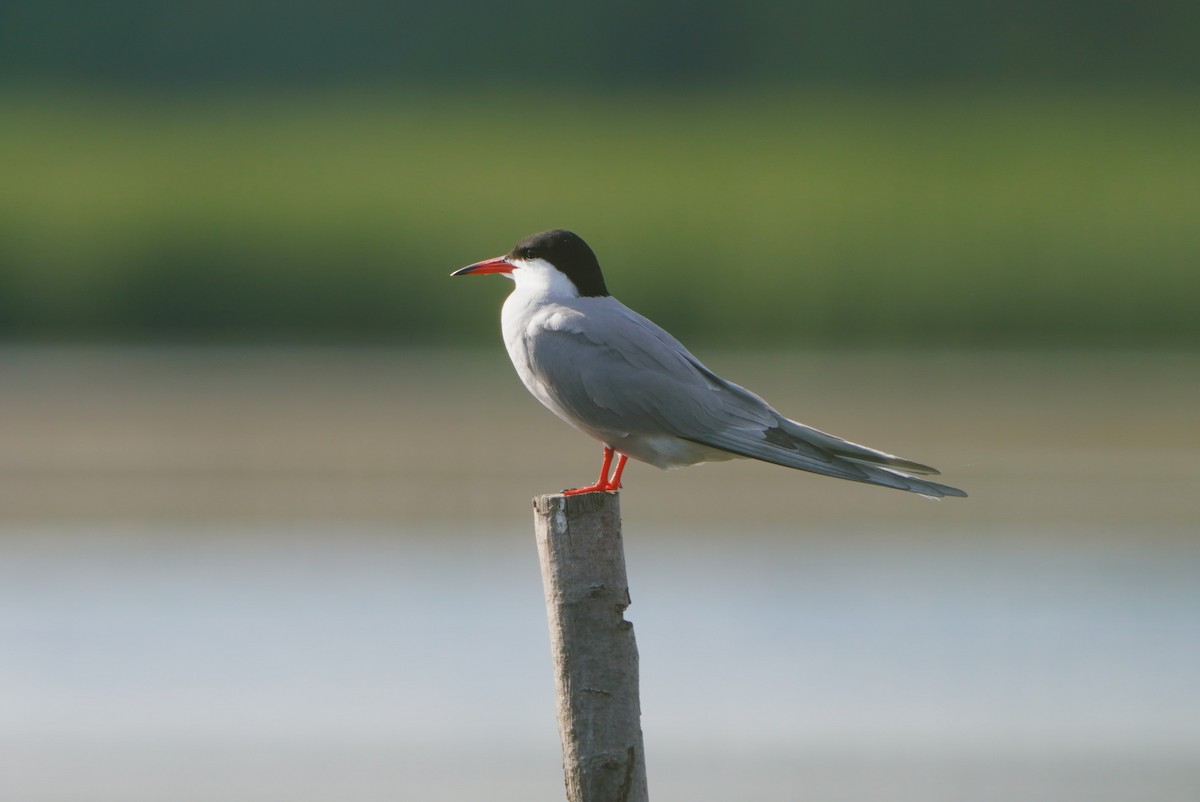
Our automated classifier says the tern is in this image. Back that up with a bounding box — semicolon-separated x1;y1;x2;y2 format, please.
452;229;965;499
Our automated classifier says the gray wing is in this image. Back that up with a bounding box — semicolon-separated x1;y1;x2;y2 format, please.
527;300;966;498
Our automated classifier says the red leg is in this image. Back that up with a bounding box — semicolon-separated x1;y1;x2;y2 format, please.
563;446;624;495
607;453;629;490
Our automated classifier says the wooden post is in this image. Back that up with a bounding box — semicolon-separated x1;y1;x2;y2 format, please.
533;492;649;802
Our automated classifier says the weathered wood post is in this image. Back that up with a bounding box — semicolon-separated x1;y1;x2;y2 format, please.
533;492;649;802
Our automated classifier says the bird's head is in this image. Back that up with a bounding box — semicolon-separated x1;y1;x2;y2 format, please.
452;229;609;298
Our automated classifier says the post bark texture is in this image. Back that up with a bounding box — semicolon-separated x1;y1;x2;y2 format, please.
533;492;649;802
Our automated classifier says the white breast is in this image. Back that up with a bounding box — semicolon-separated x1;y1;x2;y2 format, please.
499;260;591;434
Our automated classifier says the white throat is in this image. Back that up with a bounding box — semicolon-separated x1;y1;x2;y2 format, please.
507;257;579;302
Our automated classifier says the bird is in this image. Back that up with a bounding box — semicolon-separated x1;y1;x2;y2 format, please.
452;229;965;499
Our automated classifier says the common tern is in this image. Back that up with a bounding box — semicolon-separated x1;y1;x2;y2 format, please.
453;229;965;499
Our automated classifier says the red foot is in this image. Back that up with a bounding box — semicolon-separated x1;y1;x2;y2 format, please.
562;481;618;496
563;447;628;495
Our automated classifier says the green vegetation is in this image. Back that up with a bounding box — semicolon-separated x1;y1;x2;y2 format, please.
1;90;1196;347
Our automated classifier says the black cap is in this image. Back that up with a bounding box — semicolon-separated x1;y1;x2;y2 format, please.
509;229;609;298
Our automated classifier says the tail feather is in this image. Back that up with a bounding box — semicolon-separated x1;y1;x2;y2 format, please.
781;419;943;476
684;418;967;498
840;462;967;499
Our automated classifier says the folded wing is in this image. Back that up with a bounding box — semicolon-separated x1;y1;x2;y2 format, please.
526;300;966;498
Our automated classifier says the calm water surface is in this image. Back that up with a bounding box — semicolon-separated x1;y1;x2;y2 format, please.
1;523;1197;801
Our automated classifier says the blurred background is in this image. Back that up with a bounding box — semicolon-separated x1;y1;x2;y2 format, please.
1;2;1198;800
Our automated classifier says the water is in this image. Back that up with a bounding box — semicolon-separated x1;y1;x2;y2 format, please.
1;523;1197;801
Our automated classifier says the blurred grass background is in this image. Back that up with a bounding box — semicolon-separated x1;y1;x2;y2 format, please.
1;90;1196;347
1;0;1198;349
